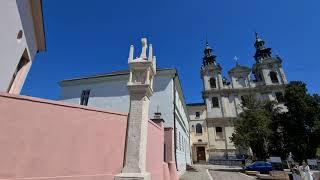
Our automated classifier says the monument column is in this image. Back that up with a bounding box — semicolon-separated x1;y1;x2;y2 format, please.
115;38;156;180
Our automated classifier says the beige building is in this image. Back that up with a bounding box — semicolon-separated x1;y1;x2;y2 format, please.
187;34;287;163
0;0;45;94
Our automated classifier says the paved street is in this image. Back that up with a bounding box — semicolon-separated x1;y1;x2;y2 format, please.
209;170;254;180
180;164;255;180
180;165;213;180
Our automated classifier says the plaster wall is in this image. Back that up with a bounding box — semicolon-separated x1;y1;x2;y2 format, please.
174;89;191;174
60;74;174;128
0;93;127;180
0;0;38;92
146;120;164;180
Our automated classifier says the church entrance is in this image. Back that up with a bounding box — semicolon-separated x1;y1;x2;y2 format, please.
196;146;206;162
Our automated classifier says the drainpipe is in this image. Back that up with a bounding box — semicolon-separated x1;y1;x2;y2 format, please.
173;74;178;170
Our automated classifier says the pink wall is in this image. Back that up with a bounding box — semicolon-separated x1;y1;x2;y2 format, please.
146;120;164;180
0;93;127;180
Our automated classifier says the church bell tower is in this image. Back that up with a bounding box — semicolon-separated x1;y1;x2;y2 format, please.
252;33;288;85
201;41;223;91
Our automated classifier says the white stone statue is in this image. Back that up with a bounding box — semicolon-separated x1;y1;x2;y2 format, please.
140;38;147;59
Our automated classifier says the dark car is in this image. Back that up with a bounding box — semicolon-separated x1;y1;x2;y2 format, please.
245;161;273;174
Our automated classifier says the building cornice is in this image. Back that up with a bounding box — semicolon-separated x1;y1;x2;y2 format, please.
29;0;46;51
202;84;286;97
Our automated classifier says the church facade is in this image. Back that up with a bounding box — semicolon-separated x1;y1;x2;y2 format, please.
187;34;288;162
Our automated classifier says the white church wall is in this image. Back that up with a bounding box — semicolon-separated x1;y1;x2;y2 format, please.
206;96;223;118
0;0;37;92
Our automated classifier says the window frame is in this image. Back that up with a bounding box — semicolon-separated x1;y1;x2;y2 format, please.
196;123;203;134
209;77;217;88
80;89;91;106
270;71;279;84
195;111;200;118
211;97;219;108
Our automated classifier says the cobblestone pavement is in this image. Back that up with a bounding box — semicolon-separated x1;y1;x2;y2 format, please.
180;164;255;180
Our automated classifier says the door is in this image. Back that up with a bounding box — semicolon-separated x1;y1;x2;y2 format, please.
196;146;206;162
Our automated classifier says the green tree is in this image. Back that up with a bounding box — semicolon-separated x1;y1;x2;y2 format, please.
231;95;272;160
282;81;320;163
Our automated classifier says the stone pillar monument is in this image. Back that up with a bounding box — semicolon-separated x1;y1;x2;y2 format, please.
115;38;156;180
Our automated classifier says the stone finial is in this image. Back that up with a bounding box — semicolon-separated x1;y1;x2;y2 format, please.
140;38;148;59
128;45;134;62
148;44;153;62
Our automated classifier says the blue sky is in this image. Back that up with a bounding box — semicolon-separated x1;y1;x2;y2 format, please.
22;0;319;103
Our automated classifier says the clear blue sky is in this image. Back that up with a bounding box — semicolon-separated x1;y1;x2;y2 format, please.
22;0;319;103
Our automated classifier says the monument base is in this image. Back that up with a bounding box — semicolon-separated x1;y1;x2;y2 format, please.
114;172;151;180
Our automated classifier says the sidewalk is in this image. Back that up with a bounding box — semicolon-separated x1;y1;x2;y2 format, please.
180;164;214;180
180;164;248;180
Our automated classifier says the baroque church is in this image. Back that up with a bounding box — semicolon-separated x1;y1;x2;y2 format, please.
187;33;288;162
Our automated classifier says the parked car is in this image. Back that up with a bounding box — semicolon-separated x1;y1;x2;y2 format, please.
245;161;273;174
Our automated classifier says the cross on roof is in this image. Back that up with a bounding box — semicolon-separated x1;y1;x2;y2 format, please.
234;56;239;66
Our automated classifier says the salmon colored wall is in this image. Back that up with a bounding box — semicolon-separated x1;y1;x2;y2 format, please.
0;93;127;180
146;120;164;180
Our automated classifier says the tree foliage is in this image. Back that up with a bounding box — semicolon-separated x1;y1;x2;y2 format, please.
230;95;273;160
231;81;320;162
282;81;320;163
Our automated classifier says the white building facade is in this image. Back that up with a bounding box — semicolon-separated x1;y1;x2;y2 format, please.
0;0;45;94
188;34;288;162
60;56;191;174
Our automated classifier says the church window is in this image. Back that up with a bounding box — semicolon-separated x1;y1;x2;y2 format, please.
215;127;224;139
270;71;279;84
196;123;203;134
195;111;200;118
275;92;284;103
212;97;219;108
80;90;90;106
198;139;202;142
209;78;217;88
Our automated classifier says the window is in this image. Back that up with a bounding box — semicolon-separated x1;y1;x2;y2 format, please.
212;97;219;108
195;111;200;118
7;52;30;93
209;77;216;88
196;123;203;134
80;90;90;106
198;139;202;142
191;125;195;132
215;127;224;139
275;92;284;103
270;71;279;83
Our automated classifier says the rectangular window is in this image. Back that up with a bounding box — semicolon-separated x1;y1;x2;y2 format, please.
275;92;284;103
80;90;90;106
212;97;219;108
195;111;200;118
215;127;224;139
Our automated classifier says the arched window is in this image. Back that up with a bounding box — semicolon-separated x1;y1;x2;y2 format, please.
270;71;279;83
196;123;203;134
209;78;216;88
212;97;219;108
198;139;202;142
191;125;195;132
